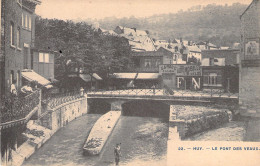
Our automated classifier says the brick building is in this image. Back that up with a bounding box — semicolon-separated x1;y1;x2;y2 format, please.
239;0;260;116
1;0;42;97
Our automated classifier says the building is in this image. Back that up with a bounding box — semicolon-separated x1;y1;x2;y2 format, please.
201;49;240;66
187;45;202;64
1;0;46;96
196;41;219;50
32;49;56;81
1;0;44;164
114;26;156;52
239;0;260;116
201;49;239;92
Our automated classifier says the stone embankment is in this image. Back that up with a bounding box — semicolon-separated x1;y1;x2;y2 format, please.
169;105;230;139
83;111;121;155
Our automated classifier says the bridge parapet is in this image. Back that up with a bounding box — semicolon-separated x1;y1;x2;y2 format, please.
87;89;238;104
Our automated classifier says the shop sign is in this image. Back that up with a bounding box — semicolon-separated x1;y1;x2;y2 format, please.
159;64;202;76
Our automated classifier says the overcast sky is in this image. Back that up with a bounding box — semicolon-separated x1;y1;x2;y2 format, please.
35;0;251;20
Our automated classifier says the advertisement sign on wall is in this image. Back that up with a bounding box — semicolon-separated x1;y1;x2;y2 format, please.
159;64;202;76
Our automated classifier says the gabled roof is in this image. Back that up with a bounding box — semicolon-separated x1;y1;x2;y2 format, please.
240;0;259;19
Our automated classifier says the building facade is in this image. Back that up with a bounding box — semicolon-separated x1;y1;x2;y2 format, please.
239;0;260;116
1;0;41;96
32;49;55;81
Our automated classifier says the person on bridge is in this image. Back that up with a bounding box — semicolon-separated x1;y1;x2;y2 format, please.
114;143;121;165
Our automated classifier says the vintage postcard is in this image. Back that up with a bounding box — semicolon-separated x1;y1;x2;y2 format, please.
0;0;260;166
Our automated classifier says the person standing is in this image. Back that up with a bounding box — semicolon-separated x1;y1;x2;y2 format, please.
114;143;121;166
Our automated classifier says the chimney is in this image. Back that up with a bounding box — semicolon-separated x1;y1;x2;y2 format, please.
131;28;137;32
206;41;209;50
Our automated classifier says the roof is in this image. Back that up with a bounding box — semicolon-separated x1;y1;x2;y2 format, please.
240;0;259;19
187;46;201;53
125;35;156;52
24;0;41;5
71;73;102;82
131;47;172;56
111;73;159;80
196;41;217;48
116;26;148;36
21;69;52;88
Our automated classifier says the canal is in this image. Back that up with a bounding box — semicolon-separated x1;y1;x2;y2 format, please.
23;103;249;166
23;114;169;166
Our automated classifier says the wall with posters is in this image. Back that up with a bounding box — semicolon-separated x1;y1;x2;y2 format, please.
239;0;260;116
159;64;202;90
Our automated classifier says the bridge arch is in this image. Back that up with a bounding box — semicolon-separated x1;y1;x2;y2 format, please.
121;100;170;118
87;98;111;114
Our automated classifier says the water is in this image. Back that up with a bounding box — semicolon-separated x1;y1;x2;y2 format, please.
23;115;169;166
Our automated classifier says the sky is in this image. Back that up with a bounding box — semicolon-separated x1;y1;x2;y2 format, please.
35;0;252;20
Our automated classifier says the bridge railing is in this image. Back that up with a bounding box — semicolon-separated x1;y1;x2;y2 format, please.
42;90;83;109
86;88;239;98
0;90;41;124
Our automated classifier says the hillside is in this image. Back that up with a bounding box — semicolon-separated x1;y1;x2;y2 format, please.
79;3;248;47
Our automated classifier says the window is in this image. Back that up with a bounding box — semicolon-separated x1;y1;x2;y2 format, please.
17;70;20;87
209;73;217;85
39;53;44;62
155;59;161;67
209;58;214;66
44;53;49;63
10;22;15;46
22;13;24;27
10;70;14;85
203;73;222;86
39;53;50;63
25;14;27;28
17;27;21;48
144;59;151;68
28;16;31;30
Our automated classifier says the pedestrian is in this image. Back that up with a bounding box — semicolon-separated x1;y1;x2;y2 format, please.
114;143;121;166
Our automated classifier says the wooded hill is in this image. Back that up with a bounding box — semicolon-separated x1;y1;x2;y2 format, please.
81;3;248;47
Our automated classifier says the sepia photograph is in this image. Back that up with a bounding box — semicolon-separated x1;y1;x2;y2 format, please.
0;0;260;165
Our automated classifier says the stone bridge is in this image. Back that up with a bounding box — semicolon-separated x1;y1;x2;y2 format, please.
87;89;239;115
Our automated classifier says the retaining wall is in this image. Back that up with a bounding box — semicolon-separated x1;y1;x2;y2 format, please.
169;105;229;139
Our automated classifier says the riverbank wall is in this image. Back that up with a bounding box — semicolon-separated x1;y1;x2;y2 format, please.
83;111;121;155
10;96;89;166
169;105;230;139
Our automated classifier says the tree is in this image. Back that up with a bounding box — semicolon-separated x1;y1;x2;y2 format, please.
35;17;132;86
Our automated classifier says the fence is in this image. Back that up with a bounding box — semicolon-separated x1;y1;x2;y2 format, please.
42;90;83;109
86;88;238;98
0;90;41;124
